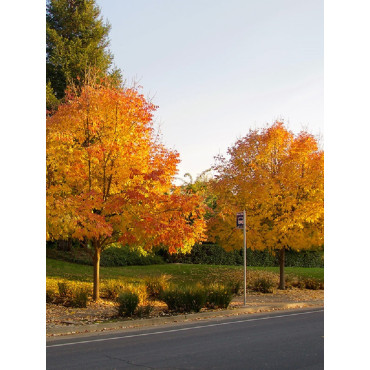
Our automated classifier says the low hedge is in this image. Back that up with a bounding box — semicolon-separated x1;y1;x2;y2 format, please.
47;242;323;268
160;285;208;313
46;244;165;267
158;243;324;268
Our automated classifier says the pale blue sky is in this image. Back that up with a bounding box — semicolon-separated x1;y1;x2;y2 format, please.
96;0;323;180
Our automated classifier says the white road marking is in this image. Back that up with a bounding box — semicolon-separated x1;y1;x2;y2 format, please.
47;309;323;348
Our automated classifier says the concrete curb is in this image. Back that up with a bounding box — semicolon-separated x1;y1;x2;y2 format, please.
46;300;324;338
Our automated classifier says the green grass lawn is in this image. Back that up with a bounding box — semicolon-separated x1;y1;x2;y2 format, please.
249;266;324;281
46;258;324;284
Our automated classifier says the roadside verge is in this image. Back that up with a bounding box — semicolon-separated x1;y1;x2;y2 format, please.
47;299;323;338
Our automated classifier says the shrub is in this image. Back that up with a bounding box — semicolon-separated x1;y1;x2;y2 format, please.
146;275;170;300
46;278;92;306
158;243;324;268
302;278;322;290
57;281;71;297
117;292;139;317
184;287;208;312
161;285;207;313
101;280;148;303
285;275;299;289
103;279;125;300
71;288;89;308
251;277;274;293
160;244;242;265
226;279;243;295
206;284;233;309
124;283;148;304
100;245;164;267
46;289;55;303
284;250;324;268
46;243;165;267
136;304;154;318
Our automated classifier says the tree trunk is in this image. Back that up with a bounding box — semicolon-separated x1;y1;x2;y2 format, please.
92;247;101;301
278;247;285;290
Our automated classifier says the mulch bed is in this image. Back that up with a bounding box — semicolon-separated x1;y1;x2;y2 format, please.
47;288;323;329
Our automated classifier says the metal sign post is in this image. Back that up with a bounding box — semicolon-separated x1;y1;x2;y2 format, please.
243;209;247;306
237;211;247;306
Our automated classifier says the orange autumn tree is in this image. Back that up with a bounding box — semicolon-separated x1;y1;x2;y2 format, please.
46;81;206;300
209;122;324;289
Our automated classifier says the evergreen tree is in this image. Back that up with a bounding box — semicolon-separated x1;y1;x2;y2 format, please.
46;0;121;106
46;81;60;112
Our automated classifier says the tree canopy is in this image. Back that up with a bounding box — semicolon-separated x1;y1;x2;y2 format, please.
46;80;206;299
209;122;324;288
46;0;121;108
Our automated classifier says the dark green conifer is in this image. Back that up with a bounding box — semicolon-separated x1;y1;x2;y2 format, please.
46;0;121;106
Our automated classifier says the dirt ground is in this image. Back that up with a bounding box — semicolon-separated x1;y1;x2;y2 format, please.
46;288;323;329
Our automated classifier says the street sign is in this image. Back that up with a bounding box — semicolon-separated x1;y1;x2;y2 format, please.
236;212;244;229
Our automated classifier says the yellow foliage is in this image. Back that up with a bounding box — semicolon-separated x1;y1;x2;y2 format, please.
46;82;207;253
209;121;324;252
46;278;93;296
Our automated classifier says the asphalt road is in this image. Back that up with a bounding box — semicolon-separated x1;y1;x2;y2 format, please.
47;308;324;369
